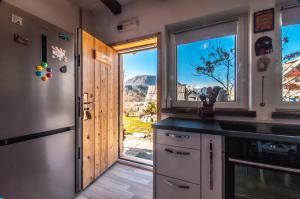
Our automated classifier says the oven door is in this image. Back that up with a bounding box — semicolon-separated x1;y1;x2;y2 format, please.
226;158;300;199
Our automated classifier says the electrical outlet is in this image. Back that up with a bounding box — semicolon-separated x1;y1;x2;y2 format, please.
12;14;23;26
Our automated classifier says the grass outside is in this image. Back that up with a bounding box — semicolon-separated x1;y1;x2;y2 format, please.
123;115;153;135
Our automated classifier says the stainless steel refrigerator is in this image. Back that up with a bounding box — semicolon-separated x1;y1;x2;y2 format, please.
0;2;75;199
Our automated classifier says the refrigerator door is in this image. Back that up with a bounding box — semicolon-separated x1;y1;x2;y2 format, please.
0;3;75;140
0;130;75;199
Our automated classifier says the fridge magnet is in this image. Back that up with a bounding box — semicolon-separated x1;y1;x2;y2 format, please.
257;56;271;72
46;72;53;78
255;36;273;56
35;71;42;77
59;65;67;73
254;8;274;33
51;45;68;62
58;32;70;41
41;62;48;68
34;63;53;81
46;67;52;72
41;75;48;81
36;65;43;72
13;34;29;46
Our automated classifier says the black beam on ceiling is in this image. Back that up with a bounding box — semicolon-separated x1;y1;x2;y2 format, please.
101;0;122;15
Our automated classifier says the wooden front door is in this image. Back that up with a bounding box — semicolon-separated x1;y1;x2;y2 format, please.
82;30;118;188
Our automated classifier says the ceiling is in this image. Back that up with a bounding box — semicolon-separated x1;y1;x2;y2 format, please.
70;0;139;14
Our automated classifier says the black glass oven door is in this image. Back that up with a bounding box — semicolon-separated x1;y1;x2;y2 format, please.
227;159;300;199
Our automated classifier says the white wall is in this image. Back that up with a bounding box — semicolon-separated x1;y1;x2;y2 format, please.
249;0;278;120
92;0;250;44
3;0;80;33
81;9;94;34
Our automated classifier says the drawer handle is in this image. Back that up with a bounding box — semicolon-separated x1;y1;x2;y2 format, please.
165;148;190;156
166;133;190;140
164;180;190;190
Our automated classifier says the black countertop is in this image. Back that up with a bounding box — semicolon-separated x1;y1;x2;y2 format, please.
153;117;300;143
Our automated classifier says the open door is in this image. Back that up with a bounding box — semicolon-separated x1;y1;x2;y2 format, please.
80;30;118;189
113;34;161;166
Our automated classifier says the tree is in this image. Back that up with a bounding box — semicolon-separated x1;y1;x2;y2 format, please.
195;44;235;99
143;102;157;116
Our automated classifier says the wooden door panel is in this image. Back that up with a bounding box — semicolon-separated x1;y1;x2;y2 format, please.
94;54;101;177
82;31;95;188
82;31;118;188
107;58;114;167
100;60;108;173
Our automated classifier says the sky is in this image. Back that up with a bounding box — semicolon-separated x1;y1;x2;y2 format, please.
282;24;300;59
122;48;157;82
177;35;235;88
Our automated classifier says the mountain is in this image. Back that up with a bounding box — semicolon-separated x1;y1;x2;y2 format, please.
124;75;157;102
125;75;156;86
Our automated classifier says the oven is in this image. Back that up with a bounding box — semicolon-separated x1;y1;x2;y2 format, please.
225;137;300;199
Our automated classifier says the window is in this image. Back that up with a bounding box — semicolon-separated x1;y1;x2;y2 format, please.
281;6;300;103
169;15;248;108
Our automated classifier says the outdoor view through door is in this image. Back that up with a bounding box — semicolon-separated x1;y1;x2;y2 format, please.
121;48;157;165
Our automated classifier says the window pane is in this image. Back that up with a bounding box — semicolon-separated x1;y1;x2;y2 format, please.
282;24;300;102
176;35;236;102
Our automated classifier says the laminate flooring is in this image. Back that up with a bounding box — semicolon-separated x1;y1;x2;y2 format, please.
75;163;153;199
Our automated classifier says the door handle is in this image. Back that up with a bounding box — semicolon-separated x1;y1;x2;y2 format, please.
165;148;190;156
166;133;190;140
83;108;92;120
164;180;190;190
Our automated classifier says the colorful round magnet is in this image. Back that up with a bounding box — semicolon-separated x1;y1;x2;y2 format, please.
41;76;48;81
36;66;43;71
41;62;48;68
46;72;52;78
35;71;42;77
46;67;52;72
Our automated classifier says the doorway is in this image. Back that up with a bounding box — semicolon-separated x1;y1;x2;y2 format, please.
115;34;161;166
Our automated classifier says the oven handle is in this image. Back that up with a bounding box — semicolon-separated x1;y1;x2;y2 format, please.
228;158;300;174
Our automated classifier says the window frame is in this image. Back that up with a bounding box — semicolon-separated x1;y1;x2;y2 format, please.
275;4;300;109
167;13;249;109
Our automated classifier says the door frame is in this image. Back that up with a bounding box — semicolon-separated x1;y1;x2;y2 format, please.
75;28;83;192
113;33;162;166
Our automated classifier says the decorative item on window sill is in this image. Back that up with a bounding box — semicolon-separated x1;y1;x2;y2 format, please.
198;86;221;119
257;56;271;72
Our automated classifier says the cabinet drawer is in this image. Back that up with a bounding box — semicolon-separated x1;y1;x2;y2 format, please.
156;129;201;149
156;175;200;199
156;144;200;184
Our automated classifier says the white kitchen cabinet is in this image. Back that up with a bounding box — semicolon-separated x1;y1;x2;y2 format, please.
201;134;224;199
154;129;224;199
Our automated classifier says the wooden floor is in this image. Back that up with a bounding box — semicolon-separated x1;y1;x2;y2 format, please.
76;163;153;199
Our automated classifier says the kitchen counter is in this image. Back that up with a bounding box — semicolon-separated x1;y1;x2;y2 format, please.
153;117;300;143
